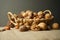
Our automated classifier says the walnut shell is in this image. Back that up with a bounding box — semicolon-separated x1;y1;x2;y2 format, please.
45;13;51;20
52;23;59;29
38;22;47;30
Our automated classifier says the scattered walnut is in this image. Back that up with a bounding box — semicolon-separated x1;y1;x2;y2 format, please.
52;23;59;29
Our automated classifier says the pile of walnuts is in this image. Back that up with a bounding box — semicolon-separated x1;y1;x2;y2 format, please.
0;10;60;32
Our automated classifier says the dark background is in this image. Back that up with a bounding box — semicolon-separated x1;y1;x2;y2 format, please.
0;0;60;26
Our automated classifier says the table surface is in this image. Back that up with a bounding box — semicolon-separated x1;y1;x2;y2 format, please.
0;27;60;40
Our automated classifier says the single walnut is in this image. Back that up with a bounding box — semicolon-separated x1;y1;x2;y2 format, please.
43;10;54;20
31;24;40;31
19;25;28;32
52;23;59;29
38;22;47;30
45;13;51;20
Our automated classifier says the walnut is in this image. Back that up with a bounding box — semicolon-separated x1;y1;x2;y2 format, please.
38;22;47;30
52;23;59;29
43;10;54;20
45;13;51;19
